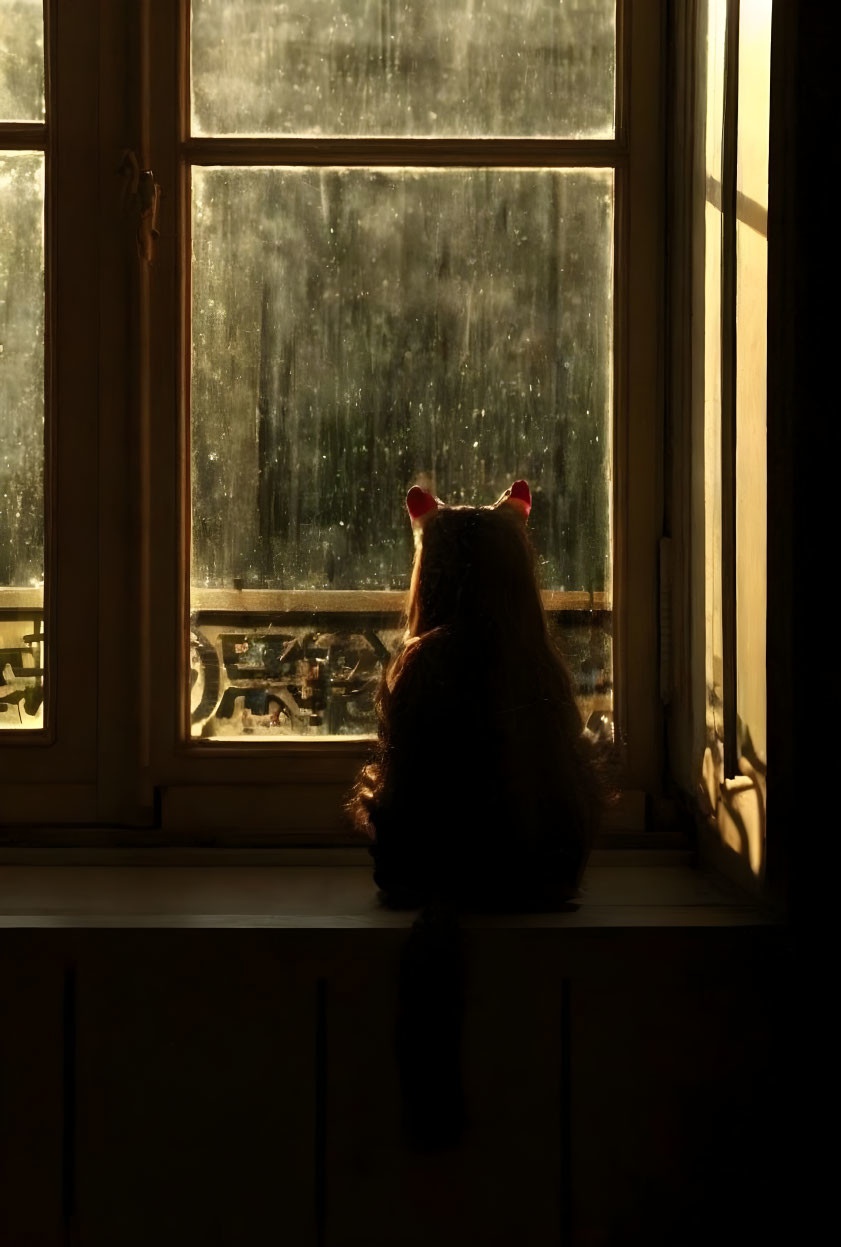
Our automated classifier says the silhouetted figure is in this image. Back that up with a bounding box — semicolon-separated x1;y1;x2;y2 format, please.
349;480;606;1150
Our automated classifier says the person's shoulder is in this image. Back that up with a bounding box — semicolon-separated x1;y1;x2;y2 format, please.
405;625;451;654
395;627;452;679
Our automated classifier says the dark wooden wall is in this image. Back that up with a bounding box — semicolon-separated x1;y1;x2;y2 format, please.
766;2;835;923
1;924;790;1247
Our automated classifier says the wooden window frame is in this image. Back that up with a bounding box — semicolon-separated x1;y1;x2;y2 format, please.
0;0;666;844
0;0;102;824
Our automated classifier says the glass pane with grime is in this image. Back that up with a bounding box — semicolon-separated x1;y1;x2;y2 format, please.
0;151;45;729
189;166;614;739
189;608;612;740
0;0;45;123
191;0;616;138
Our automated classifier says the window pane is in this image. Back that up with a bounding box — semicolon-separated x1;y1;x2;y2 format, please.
191;0;616;138
190;166;614;739
189;609;612;739
0;151;44;729
191;168;612;593
0;0;45;122
0;611;43;727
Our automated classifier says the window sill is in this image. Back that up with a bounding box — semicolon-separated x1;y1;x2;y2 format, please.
0;860;779;929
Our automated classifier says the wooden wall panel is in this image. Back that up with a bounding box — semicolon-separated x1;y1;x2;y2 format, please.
0;934;64;1247
570;951;789;1246
324;929;562;1247
73;931;316;1247
0;921;790;1246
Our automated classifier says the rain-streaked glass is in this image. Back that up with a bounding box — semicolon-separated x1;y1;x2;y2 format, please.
0;0;45;122
0;613;43;727
189;166;613;738
191;167;613;594
0;151;44;728
189;611;612;739
191;0;615;138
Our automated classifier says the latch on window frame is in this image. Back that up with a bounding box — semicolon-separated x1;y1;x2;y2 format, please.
118;149;161;263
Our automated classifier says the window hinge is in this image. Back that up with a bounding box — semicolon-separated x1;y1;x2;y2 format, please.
117;149;161;263
659;536;673;705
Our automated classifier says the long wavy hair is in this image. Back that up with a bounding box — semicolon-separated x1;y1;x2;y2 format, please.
349;482;605;897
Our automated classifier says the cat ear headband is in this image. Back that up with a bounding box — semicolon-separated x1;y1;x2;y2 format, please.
495;479;532;520
406;479;531;526
406;485;441;525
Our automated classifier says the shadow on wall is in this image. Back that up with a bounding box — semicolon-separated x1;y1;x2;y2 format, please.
700;736;766;880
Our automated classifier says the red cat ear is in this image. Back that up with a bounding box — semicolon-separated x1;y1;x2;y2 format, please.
406;486;439;523
510;480;531;512
499;479;531;520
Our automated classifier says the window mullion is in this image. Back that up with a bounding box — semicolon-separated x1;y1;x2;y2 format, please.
182;137;626;168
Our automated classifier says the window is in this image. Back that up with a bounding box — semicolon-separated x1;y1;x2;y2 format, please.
1;1;664;839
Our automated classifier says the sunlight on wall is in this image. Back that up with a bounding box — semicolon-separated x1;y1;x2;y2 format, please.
704;0;727;765
735;0;770;775
700;0;771;877
702;749;764;876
